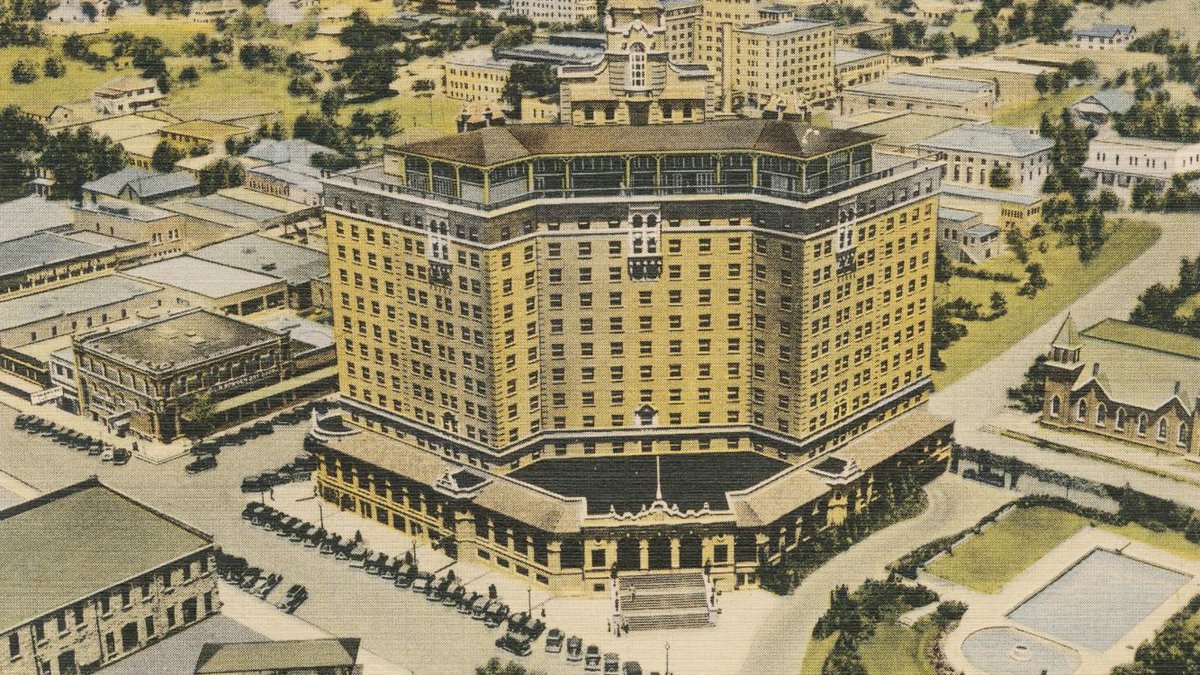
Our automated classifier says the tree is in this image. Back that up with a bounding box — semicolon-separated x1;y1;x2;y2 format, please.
40;126;127;200
180;391;217;438
931;306;968;370
0;105;48;200
1034;72;1050;96
80;1;97;21
10;60;37;83
197;157;245;195
348;109;375;138
988;166;1012;189
151;141;185;172
989;291;1007;316
374;110;399;138
319;85;347;118
42;55;64;78
1025;262;1048;290
62;33;88;59
178;65;200;85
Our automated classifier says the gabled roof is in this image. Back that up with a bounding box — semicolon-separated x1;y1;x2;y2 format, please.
244;138;337;166
1073;24;1135;39
1052;314;1082;351
1075;89;1135;115
918;123;1053;157
389;120;879;167
1084;318;1200;360
194;638;360;673
82;167;199;199
94;76;158;96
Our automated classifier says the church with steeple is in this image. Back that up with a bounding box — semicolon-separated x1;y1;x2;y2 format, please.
1040;314;1200;455
556;0;716;126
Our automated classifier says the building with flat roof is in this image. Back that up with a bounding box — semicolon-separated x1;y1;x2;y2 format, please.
918;123;1052;190
242;139;340;207
314;118;953;595
1043;316;1200;455
937;207;1001;264
835;22;892;49
834;47;889;89
189;234;330;309
939;183;1042;232
0;197;74;244
929;56;1056;105
557;0;716;126
75;308;334;440
193;638;361;675
841;72;995;121
92;76;164;115
159;121;252;156
509;0;596;26
72;199;240;257
1082;132;1200;193
0;230;145;298
444;48;518;103
661;0;700;63
1072;24;1136;50
122;256;287;316
0;477;218;675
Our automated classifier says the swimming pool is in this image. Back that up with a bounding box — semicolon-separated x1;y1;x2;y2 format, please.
961;627;1081;675
1007;548;1191;652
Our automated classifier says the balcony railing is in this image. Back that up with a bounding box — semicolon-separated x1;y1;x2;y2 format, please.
330;157;938;213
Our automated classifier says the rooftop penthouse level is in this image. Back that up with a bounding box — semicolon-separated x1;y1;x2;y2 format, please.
328;121;938;215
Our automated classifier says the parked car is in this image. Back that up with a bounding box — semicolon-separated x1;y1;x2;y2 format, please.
293;454;319;471
566;636;583;662
345;544;369;565
185;455;217;474
238;567;263;589
524;618;545;640
483;603;510;629
495;632;532;657
469;595;490;619
319;534;343;555
584;645;602;672
507;612;530;635
273;516;301;535
333;539;356;560
442;583;465;607
365;552;390;575
87;443;105;456
276;584;305;608
603;653;620;675
426;576;452;602
242;503;267;520
241;475;268;493
411;572;434;594
622;662;643;675
394;564;418;588
111;448;130;465
459;591;482;614
251;507;279;527
303;528;326;548
279;586;308;613
544;628;564;653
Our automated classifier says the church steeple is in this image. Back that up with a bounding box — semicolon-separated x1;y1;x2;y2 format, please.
1050;313;1083;363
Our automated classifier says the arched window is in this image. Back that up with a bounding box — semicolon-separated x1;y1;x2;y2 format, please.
1115;408;1126;431
1138;413;1148;436
1050;395;1061;417
1158;418;1168;441
1076;399;1087;422
628;43;646;88
1096;403;1107;426
1180;423;1190;447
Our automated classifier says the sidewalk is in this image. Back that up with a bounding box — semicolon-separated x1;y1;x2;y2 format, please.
984;410;1200;487
219;583;414;675
0;388;190;464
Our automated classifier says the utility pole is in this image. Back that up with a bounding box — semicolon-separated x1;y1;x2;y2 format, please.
665;642;670;675
527;586;532;615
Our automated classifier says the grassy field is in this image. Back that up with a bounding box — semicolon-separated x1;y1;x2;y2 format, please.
933;218;1161;388
993;84;1101;128
945;12;979;42
1102;522;1200;563
800;621;942;675
925;506;1088;594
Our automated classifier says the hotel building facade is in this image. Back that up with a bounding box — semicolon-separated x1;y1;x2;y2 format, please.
310;120;953;595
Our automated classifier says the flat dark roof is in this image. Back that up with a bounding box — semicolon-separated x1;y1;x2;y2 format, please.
508;452;790;515
80;308;282;371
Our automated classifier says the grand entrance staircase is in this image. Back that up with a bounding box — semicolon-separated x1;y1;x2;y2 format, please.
615;571;715;631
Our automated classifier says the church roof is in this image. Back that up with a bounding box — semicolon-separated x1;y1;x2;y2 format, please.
1052;314;1082;351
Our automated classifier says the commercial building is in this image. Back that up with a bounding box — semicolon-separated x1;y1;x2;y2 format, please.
92;76;165;115
558;0;716;126
444;48;517;103
728;18;836;111
1042;316;1200;455
1082;132;1200;192
313;119;953;594
0;197;74;244
158;120;252;156
662;0;701;63
242;138;341;207
1070;89;1135;127
1072;24;1136;50
161;188;316;230
122;256;288;316
936;207;1001;264
75;308;334;441
834;48;889;90
835;22;892;49
930;57;1056;105
917;123;1052;190
72;199;240;257
0;231;146;298
939;184;1042;232
509;0;597;26
840;73;996;121
189;234;330;309
0;477;218;675
193;639;362;675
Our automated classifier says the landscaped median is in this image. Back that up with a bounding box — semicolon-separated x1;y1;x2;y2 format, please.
933;217;1161;388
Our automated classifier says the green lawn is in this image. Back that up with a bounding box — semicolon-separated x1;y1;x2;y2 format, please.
933;218;1161;388
1100;522;1200;563
993;84;1101;128
859;621;941;675
946;12;979;42
925;506;1088;594
800;634;837;675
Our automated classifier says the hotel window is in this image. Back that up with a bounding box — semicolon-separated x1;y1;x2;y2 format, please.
628;43;646;87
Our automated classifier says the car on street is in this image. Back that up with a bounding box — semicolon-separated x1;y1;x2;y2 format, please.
470;595;490;619
240;475;269;493
100;447;114;462
319;534;343;555
565;636;583;662
411;572;434;594
346;544;369;565
185;455;217;474
365;552;390;575
111;448;130;465
495;632;532;657
483;603;510;628
303;527;326;548
622;661;643;675
458;591;482;614
87;443;105;456
242;503;267;520
394;564;418;588
544;628;564;653
604;653;620;675
524;618;545;640
507;612;530;634
238;567;263;589
584;645;602;672
277;583;304;607
442;583;465;606
277;586;308;613
426;576;452;601
273;516;301;535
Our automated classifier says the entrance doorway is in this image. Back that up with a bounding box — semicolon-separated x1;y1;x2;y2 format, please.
648;537;671;570
680;535;703;568
629;103;650;126
617;538;640;571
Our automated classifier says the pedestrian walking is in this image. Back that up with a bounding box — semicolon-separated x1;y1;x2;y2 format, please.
269;487;274;501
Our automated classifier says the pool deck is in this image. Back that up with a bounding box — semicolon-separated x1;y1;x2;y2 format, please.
939;527;1200;675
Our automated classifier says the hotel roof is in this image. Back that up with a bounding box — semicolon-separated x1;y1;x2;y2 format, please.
386;120;879;167
835;47;887;65
0;478;211;634
738;18;832;35
79;308;283;370
0;275;162;332
194;639;361;674
918;123;1053;156
123;256;283;299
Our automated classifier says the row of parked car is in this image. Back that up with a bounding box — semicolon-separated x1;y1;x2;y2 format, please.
183;401;331;475
240;454;319;493
213;549;308;613
14;415;130;464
